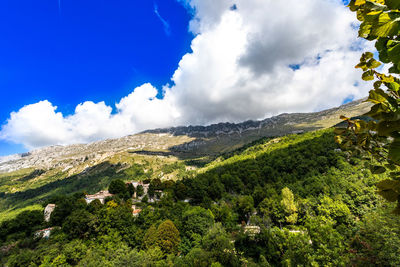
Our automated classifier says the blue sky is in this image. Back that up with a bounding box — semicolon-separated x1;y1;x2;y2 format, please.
0;0;371;156
0;0;193;155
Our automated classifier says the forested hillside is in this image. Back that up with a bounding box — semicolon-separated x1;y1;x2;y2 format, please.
1;128;399;266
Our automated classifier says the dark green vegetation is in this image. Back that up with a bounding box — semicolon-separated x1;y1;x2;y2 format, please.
1;129;399;266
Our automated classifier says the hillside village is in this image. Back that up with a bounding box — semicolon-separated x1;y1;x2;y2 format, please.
38;177;262;240
36;180;168;238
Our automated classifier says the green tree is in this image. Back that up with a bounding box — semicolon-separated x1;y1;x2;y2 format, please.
221;173;243;194
211;202;238;230
62;239;88;265
62;209;97;239
337;0;400;213
6;249;36;267
182;206;214;238
87;199;103;213
148;184;155;199
127;183;135;197
108;179;127;196
258;191;285;226
252;185;267;206
156;220;181;255
136;185;144;198
143;225;158;249
181;248;211;267
317;196;351;225
349;206;400;266
305;216;347;265
281;187;298;224
50;195;78;226
174;181;188;200
0;210;43;241
202;223;238;266
236;195;255;223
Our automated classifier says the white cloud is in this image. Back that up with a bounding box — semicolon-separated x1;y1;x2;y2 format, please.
1;0;374;150
169;0;373;124
0;84;179;149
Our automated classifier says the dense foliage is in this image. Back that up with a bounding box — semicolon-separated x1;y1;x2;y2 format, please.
337;0;400;213
1;129;399;266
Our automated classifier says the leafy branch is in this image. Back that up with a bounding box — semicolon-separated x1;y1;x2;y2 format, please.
336;0;400;213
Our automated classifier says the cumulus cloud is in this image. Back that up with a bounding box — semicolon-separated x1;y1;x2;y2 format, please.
0;84;179;149
1;0;374;149
168;0;373;124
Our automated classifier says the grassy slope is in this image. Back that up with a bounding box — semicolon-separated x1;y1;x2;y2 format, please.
0;127;383;223
189;128;386;220
0;152;191;223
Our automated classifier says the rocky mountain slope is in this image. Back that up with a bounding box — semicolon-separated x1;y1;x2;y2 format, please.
0;99;371;174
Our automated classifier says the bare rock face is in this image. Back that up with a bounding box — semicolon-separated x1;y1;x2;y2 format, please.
0;133;194;173
0;99;371;174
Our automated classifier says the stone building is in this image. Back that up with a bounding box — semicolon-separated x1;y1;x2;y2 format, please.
131;205;142;217
243;225;261;236
34;227;56;239
44;204;56;222
85;190;113;204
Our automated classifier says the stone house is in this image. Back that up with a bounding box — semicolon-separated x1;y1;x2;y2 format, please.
131;205;142;217
34;227;56;239
44;204;56;222
85;190;113;204
243;225;261;236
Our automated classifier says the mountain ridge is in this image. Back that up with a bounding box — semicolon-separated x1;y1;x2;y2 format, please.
0;99;371;173
142;99;368;137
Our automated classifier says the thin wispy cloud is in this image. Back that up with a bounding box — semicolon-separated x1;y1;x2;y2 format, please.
154;3;171;36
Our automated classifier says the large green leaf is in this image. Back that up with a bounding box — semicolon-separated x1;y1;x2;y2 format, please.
365;1;388;11
367;89;389;103
378;189;399;202
370;165;387;174
376;38;391;62
334;128;346;135
376;179;400;202
375;37;388;51
386;0;400;10
392;202;400;214
377;120;400;136
376;179;400;191
387;43;400;64
349;0;361;12
370;12;400;37
367;58;382;68
355;0;366;6
365;103;388;119
354;120;368;134
386;81;400;92
362;70;375;80
388;138;400;164
361;51;374;61
345;0;400;212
